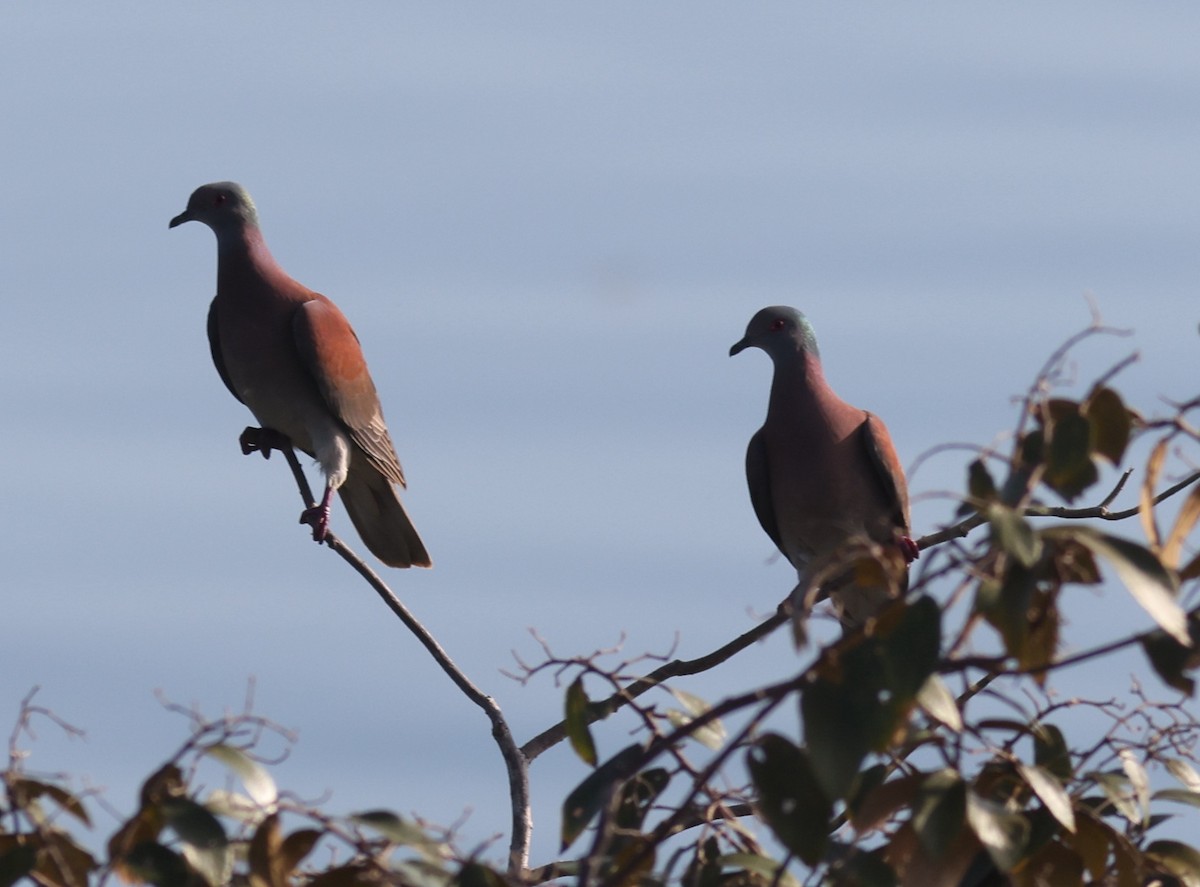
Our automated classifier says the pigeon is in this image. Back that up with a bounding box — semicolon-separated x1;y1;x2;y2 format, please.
730;306;916;626
170;181;431;568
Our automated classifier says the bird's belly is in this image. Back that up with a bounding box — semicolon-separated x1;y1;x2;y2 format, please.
769;459;882;562
237;382;325;451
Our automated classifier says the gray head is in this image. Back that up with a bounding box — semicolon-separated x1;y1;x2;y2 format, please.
729;306;820;360
168;181;260;235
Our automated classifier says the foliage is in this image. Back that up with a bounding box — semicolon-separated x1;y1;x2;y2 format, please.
7;318;1200;886
1;692;469;887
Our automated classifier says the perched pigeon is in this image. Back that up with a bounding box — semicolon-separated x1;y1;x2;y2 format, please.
730;306;916;626
170;181;431;568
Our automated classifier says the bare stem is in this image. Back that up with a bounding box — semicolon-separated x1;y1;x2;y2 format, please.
272;439;533;875
521;604;788;762
915;468;1200;550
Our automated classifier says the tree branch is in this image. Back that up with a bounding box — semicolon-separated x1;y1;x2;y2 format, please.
520;605;788;762
944;624;1161;680
267;438;532;875
915;468;1200;550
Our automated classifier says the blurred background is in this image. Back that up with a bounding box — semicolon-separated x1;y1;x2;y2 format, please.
3;2;1200;865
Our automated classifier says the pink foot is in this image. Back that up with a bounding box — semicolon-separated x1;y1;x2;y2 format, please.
239;427;291;460
299;503;331;543
898;535;921;563
299;484;336;544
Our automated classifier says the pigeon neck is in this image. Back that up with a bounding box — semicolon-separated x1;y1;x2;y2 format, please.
214;224;286;286
767;350;832;412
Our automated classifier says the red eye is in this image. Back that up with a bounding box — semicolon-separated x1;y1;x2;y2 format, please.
769;318;786;331
214;194;227;206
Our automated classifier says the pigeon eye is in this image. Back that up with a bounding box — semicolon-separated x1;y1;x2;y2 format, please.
214;194;227;206
769;318;787;332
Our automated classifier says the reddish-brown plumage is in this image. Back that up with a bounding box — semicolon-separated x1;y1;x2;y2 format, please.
171;181;430;568
731;306;915;626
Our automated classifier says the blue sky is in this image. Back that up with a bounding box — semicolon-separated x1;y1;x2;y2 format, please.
4;2;1200;867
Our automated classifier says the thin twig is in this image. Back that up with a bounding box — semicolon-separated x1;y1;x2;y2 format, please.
521;605;788;762
915;468;1200;550
271;439;532;876
599;692;791;887
946;624;1161;679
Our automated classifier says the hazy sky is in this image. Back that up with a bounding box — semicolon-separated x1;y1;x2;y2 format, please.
4;2;1200;867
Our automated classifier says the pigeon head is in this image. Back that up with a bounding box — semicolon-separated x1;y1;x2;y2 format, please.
169;181;261;237
729;306;820;361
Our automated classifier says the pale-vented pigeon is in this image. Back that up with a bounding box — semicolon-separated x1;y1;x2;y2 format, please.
170;181;431;568
730;306;917;626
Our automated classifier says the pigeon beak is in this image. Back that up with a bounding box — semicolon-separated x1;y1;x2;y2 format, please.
729;337;750;357
168;209;192;229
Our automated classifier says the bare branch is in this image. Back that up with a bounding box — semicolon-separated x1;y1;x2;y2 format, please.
266;438;533;876
915;469;1200;551
521;605;788;762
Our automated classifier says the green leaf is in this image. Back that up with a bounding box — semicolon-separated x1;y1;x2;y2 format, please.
1163;484;1200;570
161;798;228;887
878;596;942;701
0;843;38;887
122;841;195;887
281;828;322;876
560;744;642;850
10;779;91;827
1017;588;1060;683
1044;409;1098;501
248;812;282;887
613;768;669;830
307;862;379;887
911;770;966;860
1017;763;1075;833
139;762;186;807
683;838;722;887
916;675;962;732
803;598;941;800
1046;527;1187;645
666;688;726;750
161;799;226;849
1141;629;1198;695
848;771;922;836
564;677;598;767
666;710;726;750
204;744;277;808
716;853;801;887
746;735;831;866
351;810;440;854
1065;811;1112;882
968;459;998;506
1167;758;1200;792
802;672;882;801
456;861;507;887
667;687;709;716
988;505;1042;568
1145;840;1200;887
1003;429;1044;505
1153;789;1200;809
1086;770;1142;825
1120;749;1151;823
1032;723;1072;781
1084;386;1132;464
965;792;1029;872
976;560;1035;658
1047;536;1102;585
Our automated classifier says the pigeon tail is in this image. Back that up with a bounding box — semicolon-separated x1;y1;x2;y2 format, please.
337;470;431;568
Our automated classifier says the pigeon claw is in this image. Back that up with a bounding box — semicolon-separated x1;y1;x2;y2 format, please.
239;426;291;459
299;504;331;544
898;535;921;563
